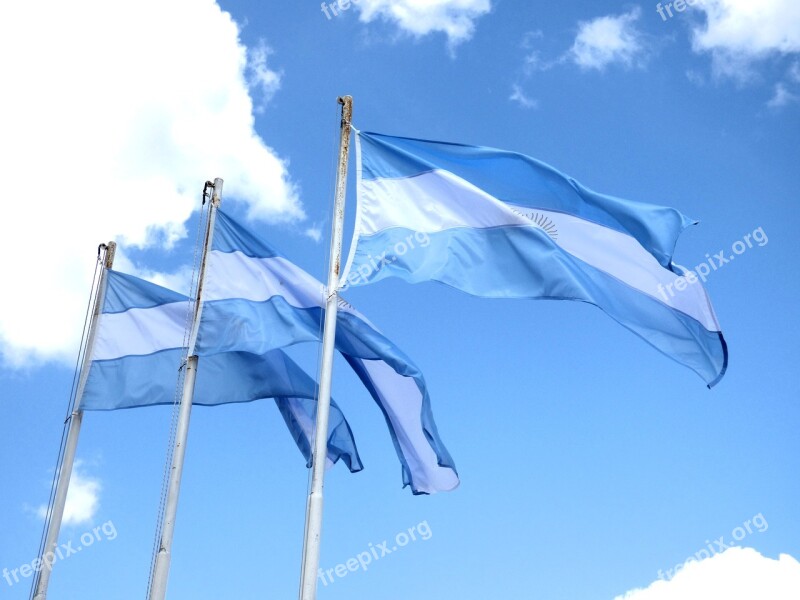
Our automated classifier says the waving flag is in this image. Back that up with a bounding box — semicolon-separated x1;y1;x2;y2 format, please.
196;210;458;495
341;131;728;387
82;270;363;473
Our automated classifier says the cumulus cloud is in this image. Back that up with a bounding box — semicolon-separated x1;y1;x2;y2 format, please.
692;0;800;79
0;0;302;366
37;462;101;527
568;7;645;71
355;0;492;48
615;547;800;600
509;12;645;109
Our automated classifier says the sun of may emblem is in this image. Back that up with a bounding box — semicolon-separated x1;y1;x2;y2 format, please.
511;209;559;241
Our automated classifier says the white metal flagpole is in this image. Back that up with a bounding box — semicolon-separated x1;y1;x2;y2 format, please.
32;241;116;600
148;178;223;600
298;95;353;600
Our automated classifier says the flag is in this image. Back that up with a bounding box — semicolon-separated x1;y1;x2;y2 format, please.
81;270;363;473
341;131;728;387
196;210;459;495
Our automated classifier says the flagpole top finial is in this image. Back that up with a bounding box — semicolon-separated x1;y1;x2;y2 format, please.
337;96;353;128
105;241;116;269
211;178;224;207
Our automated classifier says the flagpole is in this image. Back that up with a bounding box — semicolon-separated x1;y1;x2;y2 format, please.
148;178;223;600
298;95;353;600
32;242;116;600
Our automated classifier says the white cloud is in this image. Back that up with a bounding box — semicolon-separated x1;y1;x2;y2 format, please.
767;83;799;108
509;84;538;109
304;226;323;244
0;0;302;367
248;41;282;112
569;7;645;71
692;0;800;78
615;547;800;600
355;0;492;48
693;0;800;55
37;462;101;527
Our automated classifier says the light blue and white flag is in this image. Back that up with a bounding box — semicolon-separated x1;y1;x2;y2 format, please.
82;270;363;473
196;210;459;495
341;132;728;387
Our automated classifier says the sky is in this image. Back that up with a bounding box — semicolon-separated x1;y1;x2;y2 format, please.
1;0;799;598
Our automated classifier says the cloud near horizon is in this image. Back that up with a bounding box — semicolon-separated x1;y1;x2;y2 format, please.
615;547;800;600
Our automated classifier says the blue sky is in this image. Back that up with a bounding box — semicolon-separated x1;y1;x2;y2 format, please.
1;1;799;598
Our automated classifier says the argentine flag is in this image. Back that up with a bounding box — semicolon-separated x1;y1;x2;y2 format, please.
196;210;459;495
82;270;363;473
342;132;727;387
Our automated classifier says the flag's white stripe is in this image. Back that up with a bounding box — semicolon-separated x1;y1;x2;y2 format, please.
501;203;720;333
360;359;459;493
205;250;375;325
360;168;530;234
360;170;719;332
92;301;190;361
205;252;324;307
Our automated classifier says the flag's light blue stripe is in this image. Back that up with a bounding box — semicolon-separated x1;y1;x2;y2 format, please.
201;213;460;493
83;348;185;410
83;348;363;472
359;132;695;269
196;350;363;472
213;210;282;258
200;297;418;374
348;166;718;330
198;297;321;356
278;396;363;473
104;270;188;314
349;226;728;387
199;293;460;493
88;268;362;472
